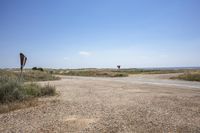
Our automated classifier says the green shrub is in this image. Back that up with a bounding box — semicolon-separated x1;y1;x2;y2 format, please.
23;83;41;97
40;84;56;96
32;67;44;71
0;77;25;103
0;77;56;104
32;67;38;71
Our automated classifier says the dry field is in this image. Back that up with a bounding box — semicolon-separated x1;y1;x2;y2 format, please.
0;73;200;133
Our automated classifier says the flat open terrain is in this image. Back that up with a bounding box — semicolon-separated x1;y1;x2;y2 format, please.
0;74;200;132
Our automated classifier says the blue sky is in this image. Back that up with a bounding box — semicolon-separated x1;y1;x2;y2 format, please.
0;0;200;68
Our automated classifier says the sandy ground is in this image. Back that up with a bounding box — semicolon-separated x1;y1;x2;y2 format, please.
0;74;200;133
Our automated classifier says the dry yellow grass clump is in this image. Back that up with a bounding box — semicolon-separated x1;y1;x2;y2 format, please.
171;70;200;82
0;69;60;81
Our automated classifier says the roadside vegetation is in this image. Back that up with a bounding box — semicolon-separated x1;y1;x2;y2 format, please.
32;67;44;72
57;70;128;77
0;77;56;113
171;71;200;82
0;69;60;82
0;69;58;113
50;68;184;77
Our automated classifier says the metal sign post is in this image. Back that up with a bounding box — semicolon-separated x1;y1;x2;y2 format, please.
117;65;121;70
19;53;27;81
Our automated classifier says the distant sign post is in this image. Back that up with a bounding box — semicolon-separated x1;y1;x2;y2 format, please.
117;65;121;70
19;53;27;81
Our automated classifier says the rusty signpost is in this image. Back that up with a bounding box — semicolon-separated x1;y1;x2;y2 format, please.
19;53;27;81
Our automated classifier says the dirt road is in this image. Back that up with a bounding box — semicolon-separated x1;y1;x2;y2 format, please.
1;74;200;133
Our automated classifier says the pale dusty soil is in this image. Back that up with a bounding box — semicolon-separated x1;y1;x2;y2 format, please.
0;74;200;133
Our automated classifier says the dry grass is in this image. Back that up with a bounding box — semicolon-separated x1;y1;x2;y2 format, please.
171;71;200;82
54;70;128;77
22;71;61;81
0;69;60;82
51;69;184;77
0;76;57;113
0;99;39;114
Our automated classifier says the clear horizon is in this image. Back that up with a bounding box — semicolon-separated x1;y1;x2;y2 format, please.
1;0;200;69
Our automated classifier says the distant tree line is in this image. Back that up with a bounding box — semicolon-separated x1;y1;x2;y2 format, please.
32;67;44;72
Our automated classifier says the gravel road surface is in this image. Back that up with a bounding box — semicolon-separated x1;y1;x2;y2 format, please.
0;74;200;133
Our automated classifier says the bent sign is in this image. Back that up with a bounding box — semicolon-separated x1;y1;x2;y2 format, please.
20;53;27;71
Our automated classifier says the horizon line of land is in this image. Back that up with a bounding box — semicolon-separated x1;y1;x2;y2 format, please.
1;66;200;70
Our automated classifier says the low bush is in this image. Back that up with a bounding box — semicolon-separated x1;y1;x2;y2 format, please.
171;72;200;82
23;83;42;97
0;77;25;103
40;84;56;96
32;67;38;71
112;73;128;77
32;67;44;72
0;77;56;104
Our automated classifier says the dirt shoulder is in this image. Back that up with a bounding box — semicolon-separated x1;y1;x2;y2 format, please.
0;74;200;132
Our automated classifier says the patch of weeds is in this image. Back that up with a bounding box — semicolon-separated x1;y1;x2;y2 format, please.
0;76;57;113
